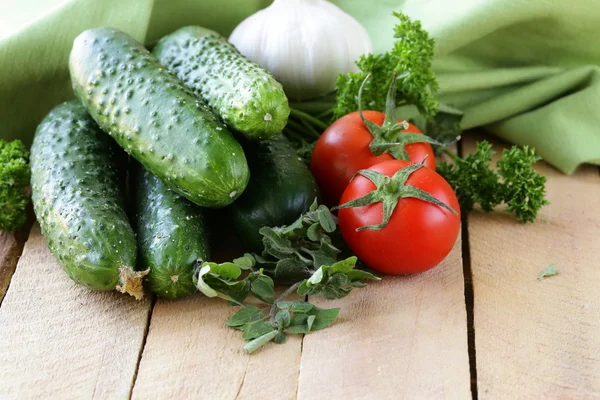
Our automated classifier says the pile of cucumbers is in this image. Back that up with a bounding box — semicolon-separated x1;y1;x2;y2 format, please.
30;27;318;300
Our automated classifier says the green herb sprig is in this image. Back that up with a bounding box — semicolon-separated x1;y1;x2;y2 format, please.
0;139;30;232
334;12;438;121
438;141;549;223
195;200;379;353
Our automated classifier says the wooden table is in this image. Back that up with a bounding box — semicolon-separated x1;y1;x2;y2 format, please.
1;134;599;399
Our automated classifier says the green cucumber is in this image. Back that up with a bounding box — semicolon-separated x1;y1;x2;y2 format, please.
229;135;319;250
134;164;210;299
30;101;147;299
153;26;290;139
69;28;249;208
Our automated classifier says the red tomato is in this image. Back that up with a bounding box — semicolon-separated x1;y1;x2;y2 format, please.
310;111;435;207
338;160;460;275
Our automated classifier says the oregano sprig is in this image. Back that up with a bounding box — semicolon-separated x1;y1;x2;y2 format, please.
194;200;379;353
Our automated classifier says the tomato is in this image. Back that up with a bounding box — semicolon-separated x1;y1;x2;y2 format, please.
338;160;460;275
310;111;436;206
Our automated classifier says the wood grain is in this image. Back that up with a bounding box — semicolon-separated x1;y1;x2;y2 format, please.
132;293;302;400
296;238;472;400
0;231;23;304
0;224;152;399
464;135;600;398
0;209;33;304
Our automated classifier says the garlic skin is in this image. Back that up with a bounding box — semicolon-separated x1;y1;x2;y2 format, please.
229;0;373;101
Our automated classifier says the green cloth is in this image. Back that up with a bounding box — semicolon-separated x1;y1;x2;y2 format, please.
1;0;599;173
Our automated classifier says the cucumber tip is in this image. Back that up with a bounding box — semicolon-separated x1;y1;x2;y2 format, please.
116;266;150;300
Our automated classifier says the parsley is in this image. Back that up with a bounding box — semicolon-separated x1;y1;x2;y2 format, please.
334;12;439;120
0;139;30;232
438;141;549;223
194;200;379;353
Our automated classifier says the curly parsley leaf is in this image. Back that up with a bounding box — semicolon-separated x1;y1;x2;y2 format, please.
497;146;549;223
0;139;30;232
334;12;439;120
438;141;548;222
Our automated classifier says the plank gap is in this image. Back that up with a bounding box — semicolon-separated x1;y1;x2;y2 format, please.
128;295;156;400
457;138;479;400
461;213;478;400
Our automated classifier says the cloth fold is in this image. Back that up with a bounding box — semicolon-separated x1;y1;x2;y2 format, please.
1;0;599;174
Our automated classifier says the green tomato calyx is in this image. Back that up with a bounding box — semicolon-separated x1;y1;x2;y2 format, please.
357;73;443;160
335;160;457;231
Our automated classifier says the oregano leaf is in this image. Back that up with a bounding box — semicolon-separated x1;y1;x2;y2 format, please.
233;254;255;270
330;256;358;273
274;258;311;283
242;321;275;340
244;330;279;354
289;302;314;313
306;315;316;331
227;306;263;327
274;331;287;344
209;262;242;279
306;223;321;241
307;267;325;285
307;307;340;331
196;265;218;298
276;310;291;328
251;275;275;300
317;206;337;232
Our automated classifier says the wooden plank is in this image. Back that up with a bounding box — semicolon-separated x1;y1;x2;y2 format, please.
0;209;34;304
0;224;152;399
296;238;472;399
464;135;600;398
0;231;23;304
131;294;302;399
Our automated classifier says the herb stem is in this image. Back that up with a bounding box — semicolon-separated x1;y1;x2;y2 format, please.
443;148;461;162
315;107;335;120
283;127;307;143
290;108;330;131
300;118;322;139
269;281;303;324
286;118;311;137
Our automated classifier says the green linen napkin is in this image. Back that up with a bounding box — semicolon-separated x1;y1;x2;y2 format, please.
1;0;599;173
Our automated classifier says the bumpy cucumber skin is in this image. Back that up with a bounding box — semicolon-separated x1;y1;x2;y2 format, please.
153;26;290;139
69;28;249;208
30;101;136;291
134;165;210;299
229;136;319;250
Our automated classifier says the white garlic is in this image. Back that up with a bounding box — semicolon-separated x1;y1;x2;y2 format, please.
229;0;373;101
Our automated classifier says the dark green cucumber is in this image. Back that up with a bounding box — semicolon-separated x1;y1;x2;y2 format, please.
30;101;147;299
229;135;319;250
69;28;249;208
153;26;290;139
134;164;210;299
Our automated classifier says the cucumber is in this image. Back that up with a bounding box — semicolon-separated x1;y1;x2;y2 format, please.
69;28;249;208
229;135;319;250
153;26;290;139
30;101;147;299
134;163;210;299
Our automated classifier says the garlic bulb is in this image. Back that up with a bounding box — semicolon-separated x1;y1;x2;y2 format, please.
229;0;373;101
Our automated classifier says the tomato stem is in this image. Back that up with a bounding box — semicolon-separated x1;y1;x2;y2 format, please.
442;148;461;162
335;160;457;231
356;73;443;161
